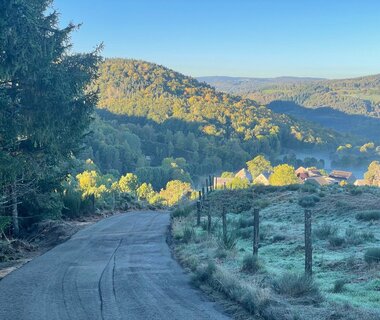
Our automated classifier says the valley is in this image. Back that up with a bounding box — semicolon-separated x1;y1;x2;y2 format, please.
1;1;380;319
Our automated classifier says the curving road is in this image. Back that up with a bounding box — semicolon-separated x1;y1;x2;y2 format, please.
0;211;229;320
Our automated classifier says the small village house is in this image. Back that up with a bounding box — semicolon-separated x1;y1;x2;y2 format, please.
295;167;323;182
235;168;253;183
329;170;356;184
253;171;271;185
306;176;339;187
354;179;369;186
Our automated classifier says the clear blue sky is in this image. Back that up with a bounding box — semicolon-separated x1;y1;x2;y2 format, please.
54;0;380;78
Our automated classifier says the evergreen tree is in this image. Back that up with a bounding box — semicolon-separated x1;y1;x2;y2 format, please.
0;0;101;234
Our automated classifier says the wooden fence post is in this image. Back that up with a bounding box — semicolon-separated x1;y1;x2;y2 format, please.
253;208;260;256
222;205;227;243
207;203;211;235
209;175;213;192
206;179;209;194
202;187;205;201
198;190;202;202
305;209;313;277
196;200;201;226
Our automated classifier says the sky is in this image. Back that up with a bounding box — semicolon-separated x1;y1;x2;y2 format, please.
54;0;380;79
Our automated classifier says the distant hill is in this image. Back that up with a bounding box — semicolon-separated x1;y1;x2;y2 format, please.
96;59;341;149
89;59;349;178
268;101;380;143
197;76;323;94
200;74;380;118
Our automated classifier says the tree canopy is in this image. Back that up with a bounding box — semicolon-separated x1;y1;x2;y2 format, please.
0;0;100;234
246;155;272;179
269;164;299;186
364;161;380;186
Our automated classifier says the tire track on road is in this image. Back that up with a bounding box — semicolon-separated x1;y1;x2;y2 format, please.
98;239;123;320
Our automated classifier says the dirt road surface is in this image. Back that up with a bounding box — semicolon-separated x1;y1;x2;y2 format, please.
0;211;229;320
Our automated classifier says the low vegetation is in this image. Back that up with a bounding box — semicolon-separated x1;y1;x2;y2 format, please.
364;248;380;265
172;184;380;319
241;254;262;274
273;273;322;301
356;210;380;221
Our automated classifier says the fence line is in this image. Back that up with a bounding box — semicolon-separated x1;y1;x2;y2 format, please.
195;180;314;277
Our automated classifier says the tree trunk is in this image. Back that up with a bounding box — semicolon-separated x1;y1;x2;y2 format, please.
11;180;19;237
91;194;95;214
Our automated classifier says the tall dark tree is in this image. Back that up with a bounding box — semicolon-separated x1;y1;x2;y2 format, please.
0;0;101;235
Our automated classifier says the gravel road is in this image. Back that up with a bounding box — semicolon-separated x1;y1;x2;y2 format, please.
0;211;229;320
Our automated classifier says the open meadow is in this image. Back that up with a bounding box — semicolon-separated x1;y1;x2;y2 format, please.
172;185;380;319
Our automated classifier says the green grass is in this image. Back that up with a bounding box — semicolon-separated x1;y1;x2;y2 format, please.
172;186;380;317
356;210;380;221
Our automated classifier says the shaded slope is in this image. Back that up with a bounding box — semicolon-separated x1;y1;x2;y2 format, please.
201;73;380;117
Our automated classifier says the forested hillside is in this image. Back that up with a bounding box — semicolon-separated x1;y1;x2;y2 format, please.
90;59;343;181
202;74;380;118
198;76;323;95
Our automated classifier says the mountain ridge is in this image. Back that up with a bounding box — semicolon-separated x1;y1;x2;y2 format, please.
96;58;342;149
199;73;380;117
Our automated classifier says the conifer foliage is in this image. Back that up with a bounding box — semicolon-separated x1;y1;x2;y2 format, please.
0;0;101;234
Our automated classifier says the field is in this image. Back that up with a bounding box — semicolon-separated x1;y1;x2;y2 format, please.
172;185;380;319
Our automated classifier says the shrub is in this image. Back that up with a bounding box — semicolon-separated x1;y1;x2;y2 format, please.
182;226;194;243
286;184;301;191
345;228;375;245
209;269;269;315
241;254;262;274
172;205;193;218
314;223;338;240
348;186;363;196
298;195;320;208
345;228;363;245
210;269;243;302
273;273;322;301
301;183;317;193
332;279;347;293
253;199;270;209
234;200;252;213
329;236;346;248
62;189;82;218
272;234;286;242
192;261;216;284
254;185;281;194
364;248;380;264
215;247;228;259
356;210;380;221
217;231;238;250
